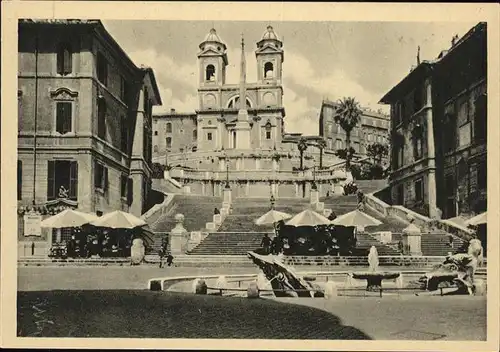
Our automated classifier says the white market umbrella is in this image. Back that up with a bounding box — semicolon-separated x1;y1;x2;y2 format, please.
90;210;146;229
40;209;98;229
255;209;292;226
466;212;487;226
331;209;382;228
286;209;332;227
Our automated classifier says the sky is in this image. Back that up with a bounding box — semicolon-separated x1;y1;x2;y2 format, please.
103;20;477;135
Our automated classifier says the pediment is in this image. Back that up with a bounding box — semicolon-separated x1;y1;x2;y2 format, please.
45;198;78;209
198;48;224;57
50;87;79;100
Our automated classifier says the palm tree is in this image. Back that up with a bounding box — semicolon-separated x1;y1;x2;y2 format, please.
334;97;362;170
297;137;308;170
317;138;327;169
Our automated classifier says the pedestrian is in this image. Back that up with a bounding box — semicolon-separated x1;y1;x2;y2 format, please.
166;252;174;267
159;240;167;268
214;207;220;215
261;233;272;255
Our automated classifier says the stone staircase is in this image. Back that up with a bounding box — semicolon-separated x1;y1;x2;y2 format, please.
187;232;265;255
355;179;388;194
355;232;401;256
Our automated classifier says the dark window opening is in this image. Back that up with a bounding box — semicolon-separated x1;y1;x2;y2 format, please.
166;137;172;148
97;52;108;86
206;64;216;81
127;178;133;206
97;99;107;139
207;132;213;141
154;131;158;136
266;131;271;140
57;43;73;75
264;62;274;79
17;160;22;200
120;115;128;153
396;184;404;205
166;122;172;133
193;129;197;141
47;160;78;201
56;102;72;134
415;178;423;202
474;94;487;143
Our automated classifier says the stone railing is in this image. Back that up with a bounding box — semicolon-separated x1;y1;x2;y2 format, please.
364;193;476;242
140;193;175;225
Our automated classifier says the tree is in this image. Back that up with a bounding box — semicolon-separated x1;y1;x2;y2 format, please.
334;147;355;161
367;142;389;165
297;138;308;170
317;138;327;169
333;97;362;170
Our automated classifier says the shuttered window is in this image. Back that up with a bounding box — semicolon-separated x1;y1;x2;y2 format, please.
56;102;72;134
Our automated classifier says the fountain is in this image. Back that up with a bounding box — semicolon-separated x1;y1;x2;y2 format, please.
350;246;401;292
418;239;485;296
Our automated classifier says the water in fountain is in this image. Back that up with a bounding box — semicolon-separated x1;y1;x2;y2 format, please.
368;246;379;272
215;276;229;290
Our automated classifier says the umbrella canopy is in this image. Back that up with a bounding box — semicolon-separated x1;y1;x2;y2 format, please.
40;209;98;229
331;209;383;227
255;209;292;226
91;210;146;229
466;212;487;226
286;209;331;227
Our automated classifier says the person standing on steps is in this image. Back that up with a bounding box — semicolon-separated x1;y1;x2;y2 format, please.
261;233;272;255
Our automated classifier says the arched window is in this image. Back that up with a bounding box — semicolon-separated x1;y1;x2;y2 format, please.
166;122;172;133
166;137;172;148
264;62;274;79
57;42;72;75
206;65;216;81
227;96;252;109
153;145;158;153
192;129;197;141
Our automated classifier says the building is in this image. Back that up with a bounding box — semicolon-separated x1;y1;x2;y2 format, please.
380;22;487;219
153;26;285;157
17;19;162;241
318;99;390;160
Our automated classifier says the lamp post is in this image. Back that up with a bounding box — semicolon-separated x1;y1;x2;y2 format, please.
225;155;230;189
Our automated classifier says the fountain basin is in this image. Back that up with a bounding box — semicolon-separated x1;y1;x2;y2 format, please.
351;272;401;291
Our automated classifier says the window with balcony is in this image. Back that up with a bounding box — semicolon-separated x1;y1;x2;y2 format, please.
56;102;72;134
57;42;73;76
94;162;108;192
47;160;78;201
97;52;108;86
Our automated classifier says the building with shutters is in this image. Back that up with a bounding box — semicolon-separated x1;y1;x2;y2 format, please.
17;19;162;243
380;22;487;219
318;99;390;161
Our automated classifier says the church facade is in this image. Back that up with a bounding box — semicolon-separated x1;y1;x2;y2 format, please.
154;26;286;156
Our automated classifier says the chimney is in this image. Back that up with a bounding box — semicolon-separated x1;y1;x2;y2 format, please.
170;108;176;114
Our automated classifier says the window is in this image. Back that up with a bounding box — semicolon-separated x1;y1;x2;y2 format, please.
127;177;133;206
192;129;197;141
414;178;423;202
397;144;405;169
477;162;487;190
264;62;274;78
458;123;471;147
412;125;424;160
120;174;128;199
57;43;72;75
17;160;22;200
153;145;158;153
47;160;78;200
397;184;404;205
96;52;108;86
120;76;128;102
120;115;128;153
97;99;107;139
94;162;108;192
474;94;487;143
56;102;72;134
154;131;158;136
166;137;172;148
206;64;215;81
266;131;271;140
166;122;172;133
207;132;213;141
